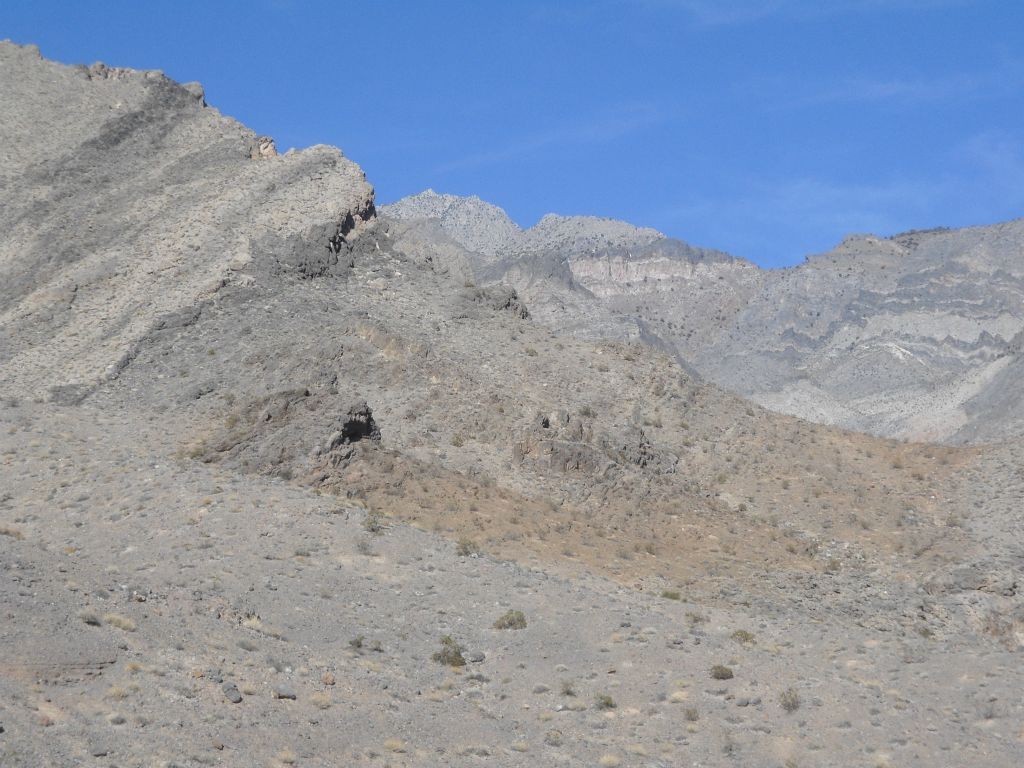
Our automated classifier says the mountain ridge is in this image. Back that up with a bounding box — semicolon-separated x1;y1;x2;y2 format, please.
386;188;1024;443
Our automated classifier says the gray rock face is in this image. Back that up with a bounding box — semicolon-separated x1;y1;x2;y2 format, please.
0;41;374;402
388;190;1024;443
339;401;381;444
693;224;1024;443
381;189;520;260
459;285;529;319
381;189;664;263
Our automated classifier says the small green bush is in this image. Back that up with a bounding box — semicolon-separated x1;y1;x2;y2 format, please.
595;693;616;710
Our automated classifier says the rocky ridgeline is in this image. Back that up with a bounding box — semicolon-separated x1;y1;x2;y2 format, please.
381;189;664;262
0;41;374;402
386;189;1024;443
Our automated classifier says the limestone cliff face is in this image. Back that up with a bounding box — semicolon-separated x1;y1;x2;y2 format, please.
0;42;375;401
695;222;1024;442
567;252;745;297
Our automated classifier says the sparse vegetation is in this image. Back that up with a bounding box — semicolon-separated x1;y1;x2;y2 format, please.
731;629;755;644
103;613;136;632
363;509;385;534
432;635;466;667
660;589;681;600
780;687;801;713
105;685;127;700
456;537;479;556
710;664;734;680
493;609;527;630
595;693;616;710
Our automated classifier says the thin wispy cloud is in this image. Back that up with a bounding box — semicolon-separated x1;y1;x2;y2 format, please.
771;58;1024;108
642;0;973;26
433;103;667;174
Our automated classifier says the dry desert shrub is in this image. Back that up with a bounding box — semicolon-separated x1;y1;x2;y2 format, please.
493;609;527;630
456;537;479;556
731;629;755;644
710;664;734;680
432;635;466;667
103;613;136;632
780;687;801;713
363;509;385;534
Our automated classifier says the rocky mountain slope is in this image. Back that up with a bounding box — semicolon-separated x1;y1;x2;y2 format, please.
0;42;374;402
2;42;1023;767
385;195;1024;444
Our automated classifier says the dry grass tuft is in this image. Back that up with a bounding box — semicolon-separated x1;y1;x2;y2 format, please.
493;609;527;630
103;613;136;632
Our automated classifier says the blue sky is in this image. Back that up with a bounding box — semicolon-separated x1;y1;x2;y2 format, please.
3;0;1023;266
